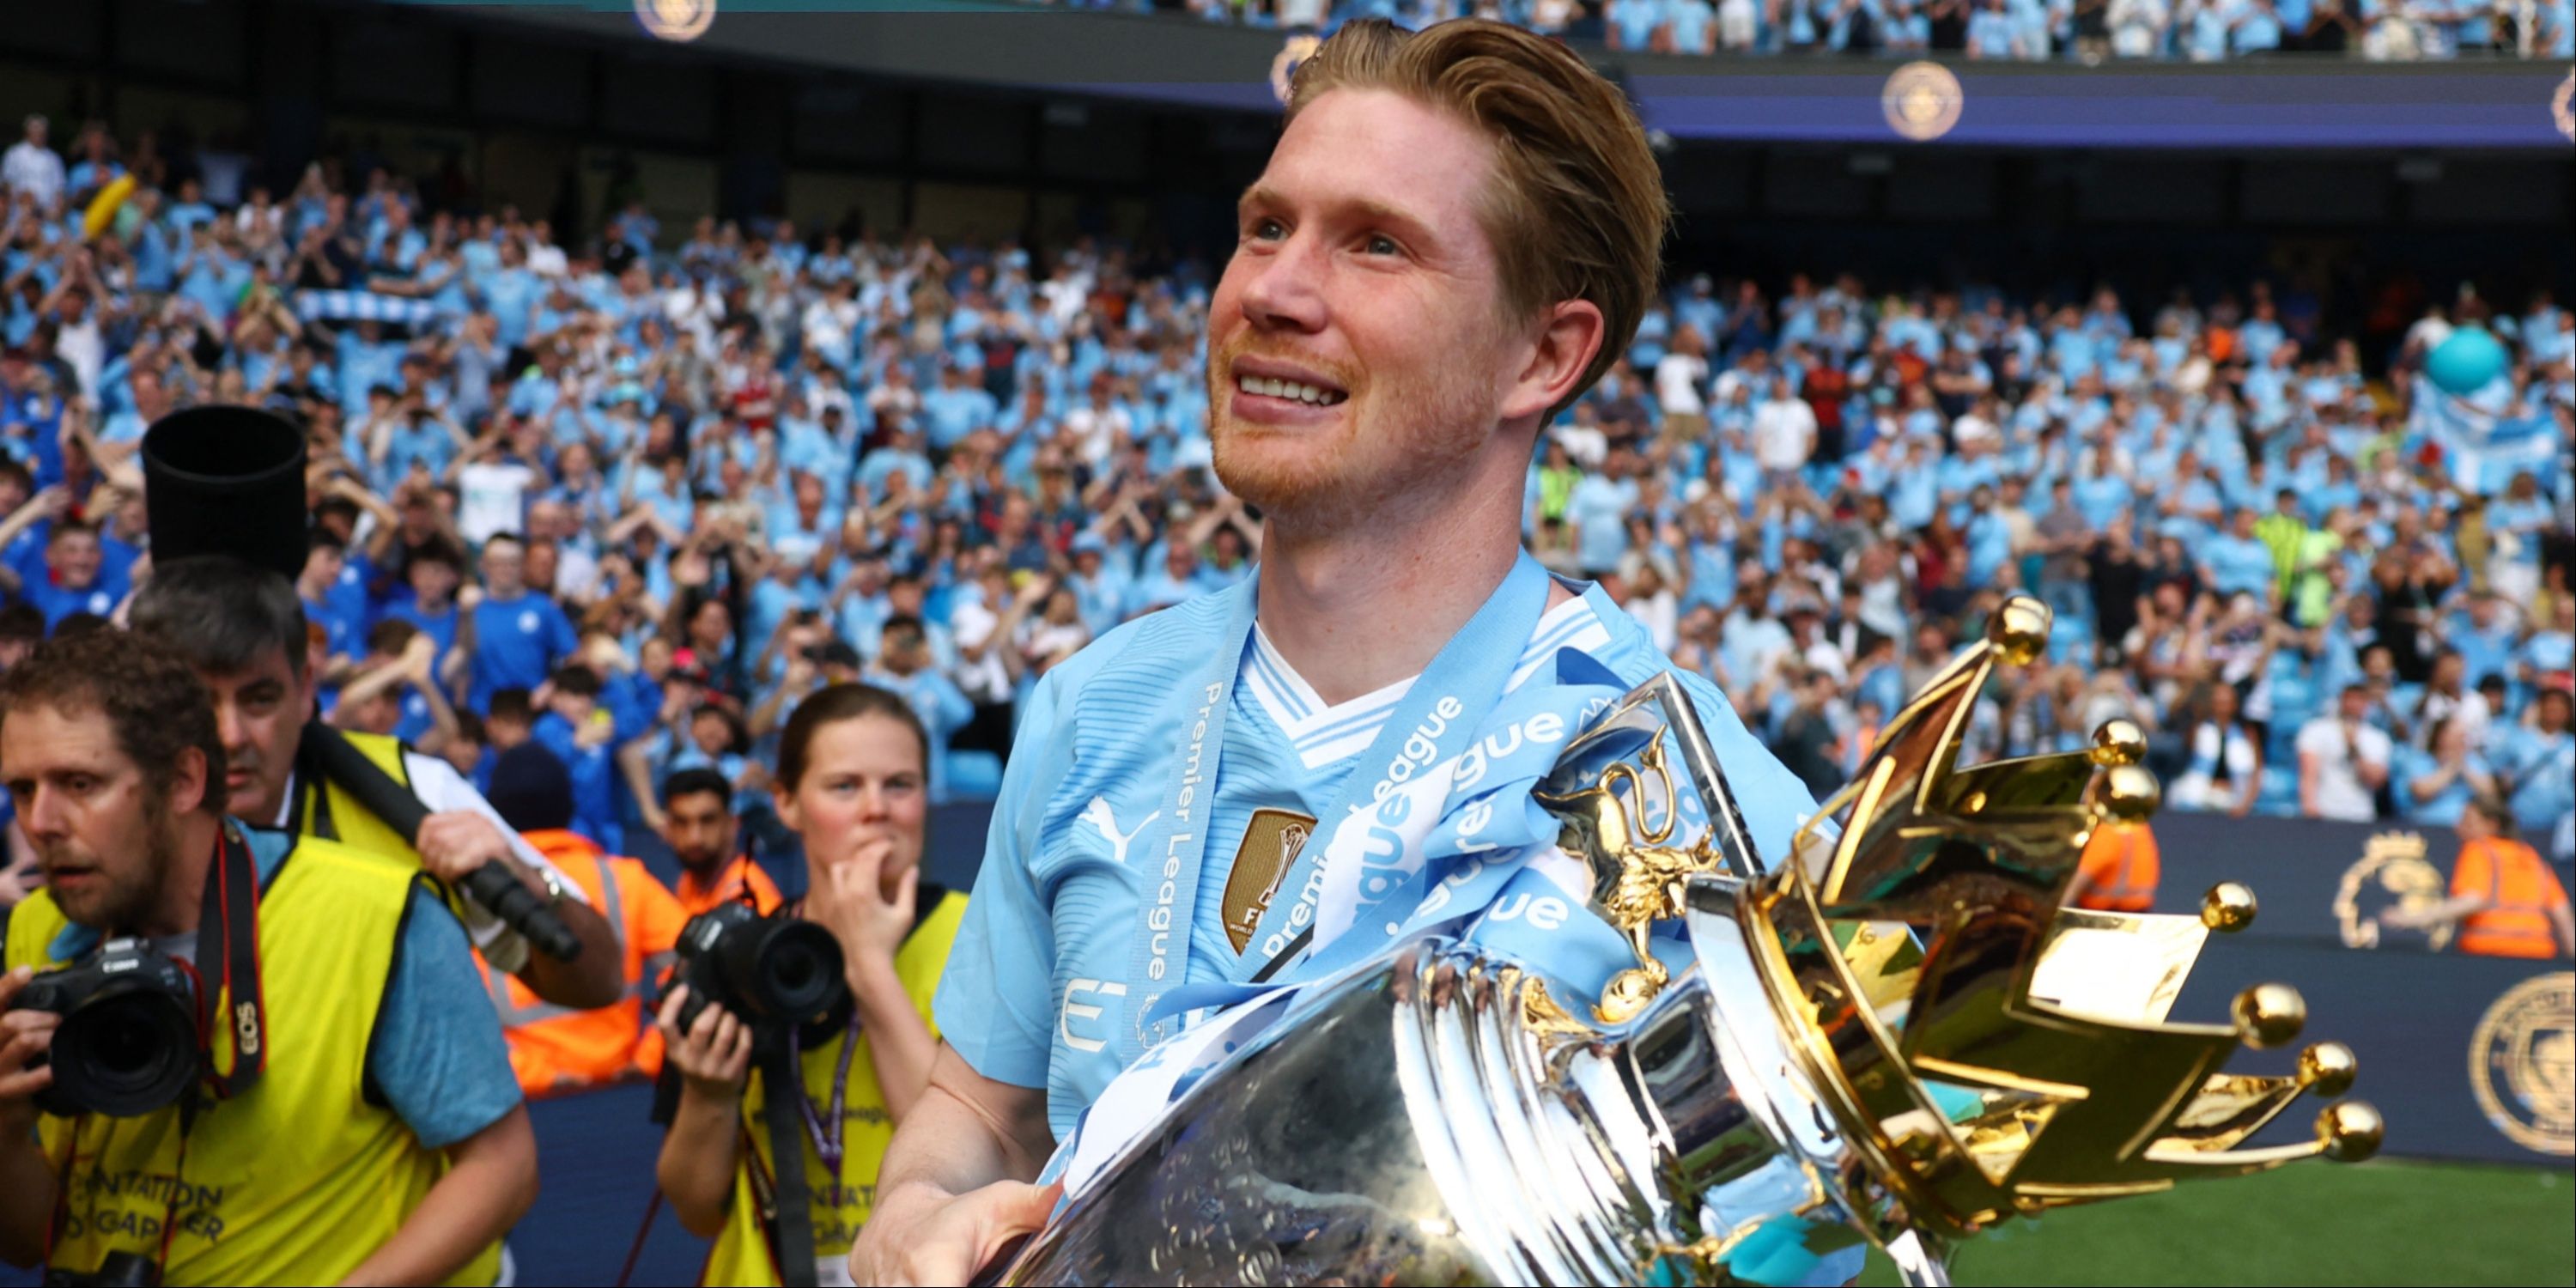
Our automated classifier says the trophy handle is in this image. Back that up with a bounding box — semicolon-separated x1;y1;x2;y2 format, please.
1634;671;1768;881
1539;671;1768;881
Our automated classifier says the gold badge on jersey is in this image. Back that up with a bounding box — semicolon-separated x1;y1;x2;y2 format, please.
1221;809;1316;954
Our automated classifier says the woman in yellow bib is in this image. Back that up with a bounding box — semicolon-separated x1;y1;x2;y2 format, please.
654;683;968;1287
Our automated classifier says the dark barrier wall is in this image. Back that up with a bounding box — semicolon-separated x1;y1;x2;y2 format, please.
2152;811;2576;953
2172;944;2572;1168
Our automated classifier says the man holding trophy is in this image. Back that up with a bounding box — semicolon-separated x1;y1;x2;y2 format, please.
854;19;1820;1280
855;19;2379;1287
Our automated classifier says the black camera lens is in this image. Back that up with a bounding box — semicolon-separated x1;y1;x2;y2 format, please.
52;987;201;1118
672;904;848;1032
749;920;843;1021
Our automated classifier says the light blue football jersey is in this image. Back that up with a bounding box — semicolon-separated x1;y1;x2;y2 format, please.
935;574;1824;1139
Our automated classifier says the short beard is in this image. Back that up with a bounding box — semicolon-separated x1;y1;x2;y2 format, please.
51;792;184;933
1208;337;1504;534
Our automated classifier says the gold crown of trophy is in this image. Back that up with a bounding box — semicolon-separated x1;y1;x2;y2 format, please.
996;595;2381;1286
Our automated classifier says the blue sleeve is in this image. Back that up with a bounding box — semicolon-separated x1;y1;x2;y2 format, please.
932;668;1064;1088
370;884;524;1149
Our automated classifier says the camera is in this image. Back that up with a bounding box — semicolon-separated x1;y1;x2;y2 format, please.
9;939;202;1119
41;1251;161;1287
669;903;847;1033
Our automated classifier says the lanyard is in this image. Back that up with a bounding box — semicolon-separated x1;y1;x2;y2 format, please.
1118;554;1552;1060
786;1013;860;1180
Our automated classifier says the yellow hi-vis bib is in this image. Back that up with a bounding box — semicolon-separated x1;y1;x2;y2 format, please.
294;727;496;933
295;728;417;859
701;890;969;1287
4;835;505;1287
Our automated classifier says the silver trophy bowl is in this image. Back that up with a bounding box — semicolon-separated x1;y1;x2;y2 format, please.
989;915;1889;1286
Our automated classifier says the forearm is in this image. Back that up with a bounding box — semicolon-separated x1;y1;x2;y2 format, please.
0;1128;57;1268
339;1106;536;1287
876;1047;1051;1208
2388;893;2488;929
618;740;663;825
849;962;939;1123
748;685;798;740
512;896;624;1008
333;667;407;717
657;1082;744;1237
417;681;461;751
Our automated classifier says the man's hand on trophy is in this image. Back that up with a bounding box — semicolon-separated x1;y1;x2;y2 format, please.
848;1176;1061;1287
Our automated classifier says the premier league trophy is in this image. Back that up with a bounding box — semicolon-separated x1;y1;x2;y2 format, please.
992;596;2382;1286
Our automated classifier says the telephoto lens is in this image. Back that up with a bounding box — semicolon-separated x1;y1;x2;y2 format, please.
11;939;203;1119
670;902;849;1032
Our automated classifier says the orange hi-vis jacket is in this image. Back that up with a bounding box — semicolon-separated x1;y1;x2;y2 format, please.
2074;818;2160;914
675;853;786;919
478;829;689;1095
2453;835;2571;959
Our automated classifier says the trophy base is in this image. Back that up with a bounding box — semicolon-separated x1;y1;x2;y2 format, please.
998;886;1895;1286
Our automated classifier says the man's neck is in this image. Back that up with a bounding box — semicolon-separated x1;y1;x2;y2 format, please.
140;815;226;939
1255;467;1567;708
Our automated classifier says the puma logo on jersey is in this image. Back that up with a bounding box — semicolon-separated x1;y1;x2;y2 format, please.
1082;797;1158;866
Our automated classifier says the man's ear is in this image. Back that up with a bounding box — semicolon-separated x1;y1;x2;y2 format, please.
172;745;212;817
1499;300;1607;427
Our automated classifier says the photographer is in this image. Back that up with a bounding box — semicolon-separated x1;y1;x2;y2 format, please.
0;629;534;1285
130;556;623;1009
653;684;967;1286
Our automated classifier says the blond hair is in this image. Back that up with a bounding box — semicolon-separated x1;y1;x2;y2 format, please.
1285;19;1670;408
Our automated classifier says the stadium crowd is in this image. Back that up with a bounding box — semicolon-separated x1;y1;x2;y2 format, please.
1158;0;2574;60
1;111;2570;914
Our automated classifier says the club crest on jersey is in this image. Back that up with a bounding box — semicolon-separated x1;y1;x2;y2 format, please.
1221;808;1316;954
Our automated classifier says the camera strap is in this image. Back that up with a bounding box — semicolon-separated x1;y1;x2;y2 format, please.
757;1042;823;1288
194;823;266;1100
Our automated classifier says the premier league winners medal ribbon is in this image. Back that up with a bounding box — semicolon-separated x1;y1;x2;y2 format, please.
992;595;2385;1287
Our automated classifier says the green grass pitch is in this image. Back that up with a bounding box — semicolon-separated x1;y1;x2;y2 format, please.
1854;1160;2574;1286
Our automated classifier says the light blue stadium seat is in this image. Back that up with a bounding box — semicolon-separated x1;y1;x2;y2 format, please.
2048;617;2093;665
2256;765;2301;817
946;750;1004;803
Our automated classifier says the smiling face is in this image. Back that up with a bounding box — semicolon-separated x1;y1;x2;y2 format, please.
1208;89;1538;526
